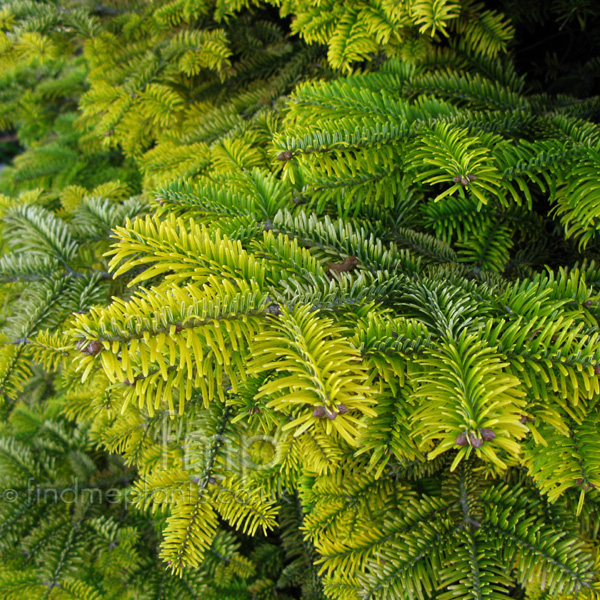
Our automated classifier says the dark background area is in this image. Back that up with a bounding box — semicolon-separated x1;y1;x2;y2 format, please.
495;0;600;97
0;133;20;166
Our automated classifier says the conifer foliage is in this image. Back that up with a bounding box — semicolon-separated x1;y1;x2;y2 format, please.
1;0;600;598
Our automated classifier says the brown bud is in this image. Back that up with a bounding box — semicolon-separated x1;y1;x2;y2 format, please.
267;303;282;316
452;175;461;183
175;324;183;333
520;415;528;424
456;432;468;446
575;478;583;485
277;150;293;161
467;174;477;182
87;341;102;355
584;300;593;308
469;433;483;448
461;177;470;186
594;365;600;375
78;340;102;356
479;428;496;441
327;256;359;278
325;408;338;420
313;406;325;418
337;404;349;414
